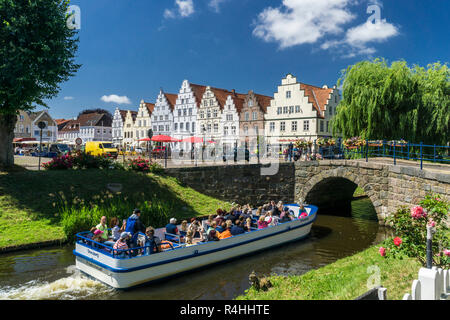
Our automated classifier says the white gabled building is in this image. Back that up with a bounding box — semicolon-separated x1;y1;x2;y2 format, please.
221;90;244;154
123;110;137;148
264;73;340;149
172;80;206;151
151;90;177;137
112;107;128;146
134;101;154;146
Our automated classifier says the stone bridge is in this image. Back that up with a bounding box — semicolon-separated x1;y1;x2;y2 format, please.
165;160;450;225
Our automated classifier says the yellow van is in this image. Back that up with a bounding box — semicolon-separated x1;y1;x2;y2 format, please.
85;141;118;159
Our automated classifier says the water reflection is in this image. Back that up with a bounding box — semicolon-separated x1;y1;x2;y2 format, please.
0;197;389;300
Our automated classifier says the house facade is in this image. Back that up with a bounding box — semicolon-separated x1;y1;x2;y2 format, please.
264;74;340;150
15;110;58;142
221;91;244;154
172;80;206;151
134;101;154;146
151;90;177;137
123;110;137;148
78;113;113;143
239;90;271;150
112;108;128;146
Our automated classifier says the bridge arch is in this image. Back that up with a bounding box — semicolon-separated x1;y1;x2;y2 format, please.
296;167;384;221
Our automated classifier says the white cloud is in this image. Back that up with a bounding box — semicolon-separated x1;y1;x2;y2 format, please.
253;0;357;49
64;96;74;100
254;0;400;58
164;0;195;19
101;95;131;105
209;0;227;13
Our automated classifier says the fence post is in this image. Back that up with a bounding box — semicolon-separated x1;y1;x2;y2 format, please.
433;145;436;163
407;142;410;160
426;225;434;269
393;140;396;165
420;142;423;170
366;139;369;162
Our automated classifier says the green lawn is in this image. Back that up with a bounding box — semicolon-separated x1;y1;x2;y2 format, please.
236;245;421;300
0;169;232;250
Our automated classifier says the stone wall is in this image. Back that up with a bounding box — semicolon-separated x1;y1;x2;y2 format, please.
165;163;296;207
165;160;450;225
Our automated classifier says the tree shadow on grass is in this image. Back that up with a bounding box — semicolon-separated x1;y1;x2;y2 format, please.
0;169;220;229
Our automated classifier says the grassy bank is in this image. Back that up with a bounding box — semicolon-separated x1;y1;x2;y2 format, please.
0;169;232;250
236;245;421;300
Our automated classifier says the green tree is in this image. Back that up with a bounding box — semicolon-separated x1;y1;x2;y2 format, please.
0;0;80;168
332;59;449;145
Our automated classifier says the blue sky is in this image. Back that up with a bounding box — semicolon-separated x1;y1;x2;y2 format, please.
48;0;449;119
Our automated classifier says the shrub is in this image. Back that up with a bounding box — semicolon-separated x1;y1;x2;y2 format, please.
43;154;74;170
127;157;163;174
382;194;449;268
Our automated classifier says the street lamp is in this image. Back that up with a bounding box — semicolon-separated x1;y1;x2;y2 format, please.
202;127;206;163
37;121;46;171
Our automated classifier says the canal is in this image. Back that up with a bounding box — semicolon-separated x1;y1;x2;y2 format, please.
0;197;390;300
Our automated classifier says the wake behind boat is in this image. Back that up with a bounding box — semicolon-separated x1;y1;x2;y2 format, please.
74;204;318;289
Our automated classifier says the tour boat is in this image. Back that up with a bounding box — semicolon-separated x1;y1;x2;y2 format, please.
73;204;318;289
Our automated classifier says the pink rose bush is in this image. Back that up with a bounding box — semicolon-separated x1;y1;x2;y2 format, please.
384;194;449;268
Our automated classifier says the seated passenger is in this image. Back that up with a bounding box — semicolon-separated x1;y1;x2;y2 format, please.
113;232;131;258
207;229;220;241
244;217;252;232
216;221;226;233
188;218;205;241
92;229;105;244
125;208;146;236
165;218;182;242
214;209;225;226
299;205;308;214
145;227;161;254
96;216;110;242
218;220;233;239
110;217;121;242
207;221;217;235
267;211;279;227
257;215;271;229
230;220;245;236
280;210;295;223
85;227;97;241
180;220;188;237
185;229;195;246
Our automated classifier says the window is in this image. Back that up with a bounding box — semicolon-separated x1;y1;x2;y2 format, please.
186;122;190;131
231;126;236;135
248;100;253;107
252;112;257;120
292;121;297;131
183;109;187;116
277;107;282;115
153;126;158;131
210;100;214;107
213;110;218;118
326;121;329;132
283;106;288;114
226;114;233;121
295;105;301;113
180;123;184;130
207;124;211;133
192;123;195;132
178;110;181;116
286;91;291;98
200;111;204;119
204;100;208;107
303;120;309;131
289;106;294;114
160;116;163;121
329;106;333;115
143;120;146;127
245;112;249;121
213;123;218;133
159;125;164;132
189;108;192;116
181;99;185;104
280;122;286;131
224;127;228;136
253;126;259;135
244;126;248;134
269;122;275;132
165;115;169;121
320;120;324;132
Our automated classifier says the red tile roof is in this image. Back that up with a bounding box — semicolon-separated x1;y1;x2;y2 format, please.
189;83;207;107
164;93;178;111
143;102;155;115
254;93;272;114
300;83;333;118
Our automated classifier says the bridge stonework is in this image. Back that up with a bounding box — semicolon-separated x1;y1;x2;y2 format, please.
165;160;450;225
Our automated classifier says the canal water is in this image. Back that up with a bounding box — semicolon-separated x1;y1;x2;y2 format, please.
0;198;390;300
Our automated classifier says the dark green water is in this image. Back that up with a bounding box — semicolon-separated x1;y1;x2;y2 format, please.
0;198;389;300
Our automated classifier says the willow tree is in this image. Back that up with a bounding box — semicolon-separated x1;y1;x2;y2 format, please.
0;0;80;168
332;59;421;141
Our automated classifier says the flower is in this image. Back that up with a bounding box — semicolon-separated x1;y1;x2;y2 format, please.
443;249;450;257
393;237;402;247
379;247;386;257
410;206;427;219
427;219;436;228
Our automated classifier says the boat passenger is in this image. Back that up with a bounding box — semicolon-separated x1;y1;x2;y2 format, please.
257;215;271;229
280;210;295;223
206;221;217;235
125;209;146;236
214;209;225;226
218;224;232;240
216;221;226;233
207;229;220;242
244;217;252;232
165;218;183;242
185;229;195;246
113;232;131;258
267;211;279;227
230;220;245;236
96;216;109;242
85;227;97;243
110;217;121;242
180;220;188;237
144;227;161;254
279;207;290;220
189;218;206;241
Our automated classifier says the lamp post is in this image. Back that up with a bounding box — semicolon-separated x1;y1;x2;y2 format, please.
37;121;46;171
147;129;153;163
202;127;206;163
